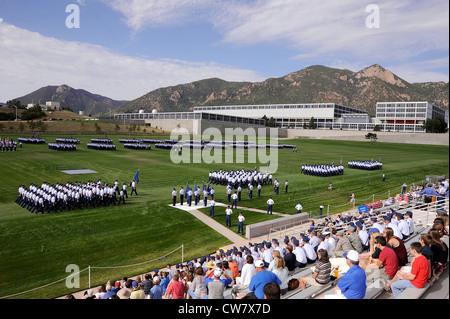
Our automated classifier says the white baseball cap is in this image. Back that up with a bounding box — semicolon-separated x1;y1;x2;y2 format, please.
343;250;359;262
214;268;223;277
255;260;265;268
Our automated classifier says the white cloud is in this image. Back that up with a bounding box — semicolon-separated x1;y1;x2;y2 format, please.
102;0;449;83
0;21;263;102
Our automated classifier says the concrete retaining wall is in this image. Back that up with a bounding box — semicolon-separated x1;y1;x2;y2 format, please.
285;129;449;145
246;213;310;240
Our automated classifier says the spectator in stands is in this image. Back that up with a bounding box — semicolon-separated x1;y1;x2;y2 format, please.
384;227;408;267
429;228;449;280
299;249;332;291
283;244;297;272
292;239;308;268
270;255;289;295
94;284;107;299
202;268;226;299
237;260;281;299
324;250;366;299
387;242;430;298
263;282;281;299
419;234;434;285
367;236;399;287
187;267;207;299
164;273;185;299
160;270;170;293
130;281;145;299
235;255;256;290
103;280;117;299
359;230;382;270
317;234;333;256
347;226;363;253
116;279;133;299
332;230;354;258
140;273;153;297
301;236;317;264
149;276;163;299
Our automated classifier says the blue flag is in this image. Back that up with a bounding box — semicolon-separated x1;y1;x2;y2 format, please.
267;161;270;168
194;182;197;192
185;185;190;199
203;183;205;191
133;169;140;184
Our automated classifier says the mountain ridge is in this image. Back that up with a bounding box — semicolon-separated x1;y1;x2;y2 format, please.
8;64;449;117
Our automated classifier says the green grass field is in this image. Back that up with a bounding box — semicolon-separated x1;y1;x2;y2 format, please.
0;133;448;299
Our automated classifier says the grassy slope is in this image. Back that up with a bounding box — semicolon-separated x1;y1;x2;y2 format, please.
0;134;448;298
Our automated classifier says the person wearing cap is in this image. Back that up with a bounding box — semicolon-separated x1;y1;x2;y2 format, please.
382;215;403;240
332;250;366;299
405;211;414;235
225;205;233;227
237;211;245;235
355;222;369;250
130;280;145;299
266;196;274;215
171;188;177;206
292;239;307;268
347;226;363;253
301;236;317;264
317;234;333;256
332;230;354;258
202;267;230;299
231;191;238;209
149;276;163;299
238;260;281;299
395;213;410;240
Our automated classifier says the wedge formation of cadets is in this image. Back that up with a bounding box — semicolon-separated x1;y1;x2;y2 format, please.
15;179;132;214
301;164;344;177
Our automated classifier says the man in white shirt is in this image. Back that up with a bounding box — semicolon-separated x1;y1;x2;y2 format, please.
266;196;274;215
171;188;177;206
293;239;307;268
179;187;184;205
301;237;317;263
237;212;245;235
225;206;233;227
231;191;238;209
295;201;303;214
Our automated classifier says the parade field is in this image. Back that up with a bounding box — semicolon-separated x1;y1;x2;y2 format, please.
0;133;448;299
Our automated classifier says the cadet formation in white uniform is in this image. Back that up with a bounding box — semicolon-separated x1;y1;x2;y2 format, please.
347;160;383;170
301;164;344;177
15;179;133;214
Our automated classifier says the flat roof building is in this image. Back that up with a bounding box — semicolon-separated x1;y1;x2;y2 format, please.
193;103;368;129
376;101;449;133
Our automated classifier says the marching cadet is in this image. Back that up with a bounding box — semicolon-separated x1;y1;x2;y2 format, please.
194;187;199;205
130;179;138;196
237;185;242;201
179;187;184;205
226;186;232;203
257;183;262;197
118;188;126;205
210;187;215;200
172;188;177;206
122;183;128;199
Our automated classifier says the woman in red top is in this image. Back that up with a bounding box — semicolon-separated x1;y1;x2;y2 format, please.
384;227;408;266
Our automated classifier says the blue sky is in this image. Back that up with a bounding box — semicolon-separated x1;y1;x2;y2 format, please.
0;0;448;102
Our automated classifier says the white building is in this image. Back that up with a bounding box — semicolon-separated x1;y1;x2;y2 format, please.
193;103;368;129
376;101;448;132
45;101;61;110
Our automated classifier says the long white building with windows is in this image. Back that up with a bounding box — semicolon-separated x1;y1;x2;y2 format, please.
376;101;448;133
193;103;368;129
